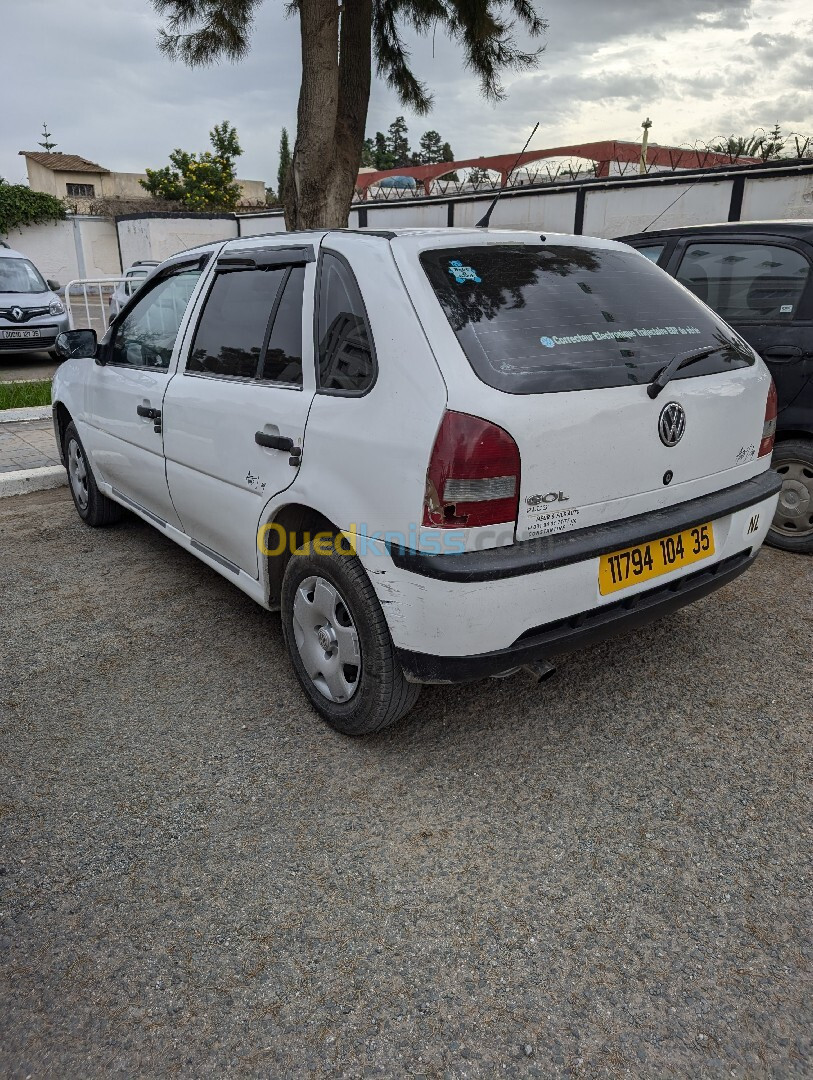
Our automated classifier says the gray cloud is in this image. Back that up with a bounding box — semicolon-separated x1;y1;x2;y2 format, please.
1;0;810;193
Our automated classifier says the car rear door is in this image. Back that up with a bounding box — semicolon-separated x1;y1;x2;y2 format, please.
162;244;316;578
665;234;813;414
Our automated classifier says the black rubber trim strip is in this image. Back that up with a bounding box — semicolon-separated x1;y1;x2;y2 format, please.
388;470;781;582
112;487;168;528
216;246;315;268
397;548;755;684
190;538;241;575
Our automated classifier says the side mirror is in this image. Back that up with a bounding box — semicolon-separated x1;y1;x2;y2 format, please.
47;279;61;291
55;329;98;361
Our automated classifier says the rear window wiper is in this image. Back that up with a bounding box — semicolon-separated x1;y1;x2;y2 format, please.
647;345;727;399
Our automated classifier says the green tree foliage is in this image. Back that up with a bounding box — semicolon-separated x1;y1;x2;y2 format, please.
140;121;243;211
712;127;786;162
418;129;443;163
387;116;411;167
0;180;66;235
150;0;547;228
38;123;57;153
277;127;292;196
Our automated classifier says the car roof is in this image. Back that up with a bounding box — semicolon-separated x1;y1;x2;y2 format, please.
0;246;28;260
619;219;813;243
219;227;625;255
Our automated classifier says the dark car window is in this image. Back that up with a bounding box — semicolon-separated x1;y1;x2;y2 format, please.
260;266;305;386
110;269;201;371
634;244;666;264
676;241;811;323
421;245;752;395
317;252;375;393
188;268;286;379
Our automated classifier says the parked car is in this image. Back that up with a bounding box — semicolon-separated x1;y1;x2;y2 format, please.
108;260;160;317
0;244;68;359
52;229;780;734
618;221;813;553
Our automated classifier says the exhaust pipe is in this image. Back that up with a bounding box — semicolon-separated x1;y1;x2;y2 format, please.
523;659;557;683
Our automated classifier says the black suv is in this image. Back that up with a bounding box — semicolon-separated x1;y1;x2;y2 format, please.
619;221;813;554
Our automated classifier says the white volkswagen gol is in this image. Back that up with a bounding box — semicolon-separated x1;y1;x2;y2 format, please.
52;229;781;734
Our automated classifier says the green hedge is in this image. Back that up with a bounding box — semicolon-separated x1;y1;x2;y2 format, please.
0;183;66;235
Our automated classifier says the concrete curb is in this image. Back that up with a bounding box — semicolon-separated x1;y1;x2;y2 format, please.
0;465;67;498
0;405;53;425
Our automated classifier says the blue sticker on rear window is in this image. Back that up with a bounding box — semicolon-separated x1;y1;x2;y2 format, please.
448;259;481;284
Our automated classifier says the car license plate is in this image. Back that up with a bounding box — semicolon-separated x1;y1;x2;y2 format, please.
1;329;41;340
599;522;715;595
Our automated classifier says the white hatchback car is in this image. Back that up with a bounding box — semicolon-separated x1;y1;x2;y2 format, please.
52;229;781;734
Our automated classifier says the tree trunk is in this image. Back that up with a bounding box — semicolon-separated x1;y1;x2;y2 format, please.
285;0;372;230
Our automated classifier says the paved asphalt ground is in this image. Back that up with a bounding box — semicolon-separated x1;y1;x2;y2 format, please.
1;489;811;1078
0;350;59;384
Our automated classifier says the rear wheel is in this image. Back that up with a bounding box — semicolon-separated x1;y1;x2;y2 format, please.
280;539;421;735
768;439;813;554
64;422;123;527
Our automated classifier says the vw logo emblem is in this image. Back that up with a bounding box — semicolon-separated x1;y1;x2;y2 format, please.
658;402;686;447
10;307;24;322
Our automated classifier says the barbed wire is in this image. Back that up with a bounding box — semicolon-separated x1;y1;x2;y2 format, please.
356;128;813;203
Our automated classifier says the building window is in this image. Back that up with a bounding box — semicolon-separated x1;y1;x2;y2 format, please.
66;183;95;198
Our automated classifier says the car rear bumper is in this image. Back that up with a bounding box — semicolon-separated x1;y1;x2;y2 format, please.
388;470;782;581
360;470;782;678
396;547;755;683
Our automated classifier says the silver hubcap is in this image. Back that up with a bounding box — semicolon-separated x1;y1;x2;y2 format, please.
67;438;89;511
774;460;813;537
292;576;361;703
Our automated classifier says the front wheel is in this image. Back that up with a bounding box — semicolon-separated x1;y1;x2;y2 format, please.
63;422;123;527
280;539;421;735
768;439;813;554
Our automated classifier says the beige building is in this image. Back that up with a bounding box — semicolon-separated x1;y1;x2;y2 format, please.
19;151;266;211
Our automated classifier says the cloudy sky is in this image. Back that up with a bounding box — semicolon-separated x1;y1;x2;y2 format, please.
3;0;812;188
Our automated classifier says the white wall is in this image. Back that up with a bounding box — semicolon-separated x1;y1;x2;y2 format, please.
4;170;811;286
740;173;813;221
583;179;734;238
1;216;119;284
117;216;238;267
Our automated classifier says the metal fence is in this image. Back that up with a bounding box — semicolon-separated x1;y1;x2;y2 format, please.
65;277;125;336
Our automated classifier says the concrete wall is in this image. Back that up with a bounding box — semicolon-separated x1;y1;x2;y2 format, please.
4;165;812;284
117;216;238;268
1;217;119;284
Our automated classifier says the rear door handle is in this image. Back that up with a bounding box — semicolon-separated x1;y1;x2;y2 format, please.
255;431;294;452
136;405;161;419
763;346;803;361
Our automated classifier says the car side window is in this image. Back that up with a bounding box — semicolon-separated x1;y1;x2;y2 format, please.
109;269;201;371
187;268;286;379
634;244;665;264
316;252;375;393
675;241;811;322
260;266;305;386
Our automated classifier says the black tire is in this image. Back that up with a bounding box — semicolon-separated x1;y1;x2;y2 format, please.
280;539;421;735
767;439;813;554
63;421;124;527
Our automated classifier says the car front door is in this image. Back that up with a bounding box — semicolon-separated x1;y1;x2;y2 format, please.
85;257;208;527
162;245;316;577
668;236;813;414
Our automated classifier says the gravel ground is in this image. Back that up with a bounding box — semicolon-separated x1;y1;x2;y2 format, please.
1;488;811;1078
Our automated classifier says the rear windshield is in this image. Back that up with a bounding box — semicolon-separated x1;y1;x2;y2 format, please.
420;245;753;394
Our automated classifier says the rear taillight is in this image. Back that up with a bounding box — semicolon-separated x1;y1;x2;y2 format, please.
759;379;778;458
423;411;520;528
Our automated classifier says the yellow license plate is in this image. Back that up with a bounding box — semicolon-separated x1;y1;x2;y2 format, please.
599;522;715;595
